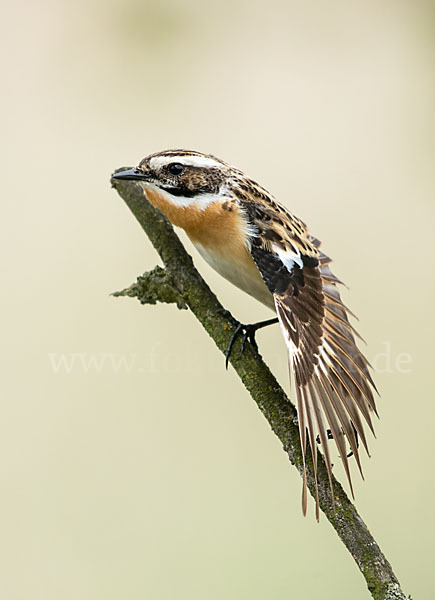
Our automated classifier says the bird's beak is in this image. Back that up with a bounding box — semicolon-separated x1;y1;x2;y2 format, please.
111;168;149;181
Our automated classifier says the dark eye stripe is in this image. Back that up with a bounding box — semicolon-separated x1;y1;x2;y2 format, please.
161;186;197;198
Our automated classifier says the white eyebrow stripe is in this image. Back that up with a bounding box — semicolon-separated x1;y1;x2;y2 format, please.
149;155;222;170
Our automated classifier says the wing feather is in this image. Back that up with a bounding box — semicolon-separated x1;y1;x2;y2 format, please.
242;199;377;518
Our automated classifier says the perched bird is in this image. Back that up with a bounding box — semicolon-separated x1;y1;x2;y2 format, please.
113;149;378;518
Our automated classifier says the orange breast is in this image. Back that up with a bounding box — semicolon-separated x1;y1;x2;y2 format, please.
144;186;250;264
143;185;273;308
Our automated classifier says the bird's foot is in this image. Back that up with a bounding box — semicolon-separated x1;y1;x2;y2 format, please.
316;430;334;445
316;427;359;458
225;318;278;369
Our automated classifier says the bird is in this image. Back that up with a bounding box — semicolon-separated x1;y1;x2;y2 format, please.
113;149;378;519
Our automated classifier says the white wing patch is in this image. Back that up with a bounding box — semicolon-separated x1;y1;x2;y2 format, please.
276;247;303;272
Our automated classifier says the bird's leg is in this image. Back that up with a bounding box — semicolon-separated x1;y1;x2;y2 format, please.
225;318;279;369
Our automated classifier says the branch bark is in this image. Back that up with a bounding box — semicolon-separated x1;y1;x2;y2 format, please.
111;171;408;600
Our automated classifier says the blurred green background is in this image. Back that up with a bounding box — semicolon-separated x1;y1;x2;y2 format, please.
2;0;434;598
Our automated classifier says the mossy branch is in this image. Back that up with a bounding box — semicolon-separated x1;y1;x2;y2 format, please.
110;170;408;600
112;266;187;309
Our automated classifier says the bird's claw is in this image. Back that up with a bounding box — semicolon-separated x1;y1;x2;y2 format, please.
225;323;259;369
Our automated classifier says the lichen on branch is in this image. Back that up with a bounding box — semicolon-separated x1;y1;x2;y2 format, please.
113;266;187;309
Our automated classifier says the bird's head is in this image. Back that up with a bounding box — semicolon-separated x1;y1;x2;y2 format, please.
112;150;234;210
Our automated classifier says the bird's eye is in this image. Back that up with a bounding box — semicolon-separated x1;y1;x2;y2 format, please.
168;162;184;176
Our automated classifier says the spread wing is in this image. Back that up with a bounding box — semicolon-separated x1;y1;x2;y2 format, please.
242;199;378;519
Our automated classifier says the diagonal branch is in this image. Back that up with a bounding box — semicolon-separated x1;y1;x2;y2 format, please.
110;171;408;600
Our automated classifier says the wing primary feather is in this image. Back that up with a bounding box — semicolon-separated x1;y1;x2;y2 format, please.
294;377;308;516
322;289;359;320
321;342;377;428
318;356;370;459
320;354;374;445
325;335;378;410
301;383;320;520
313;373;348;464
324;305;365;342
323;332;377;401
316;369;357;494
306;267;345;286
324;315;366;348
308;379;335;508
